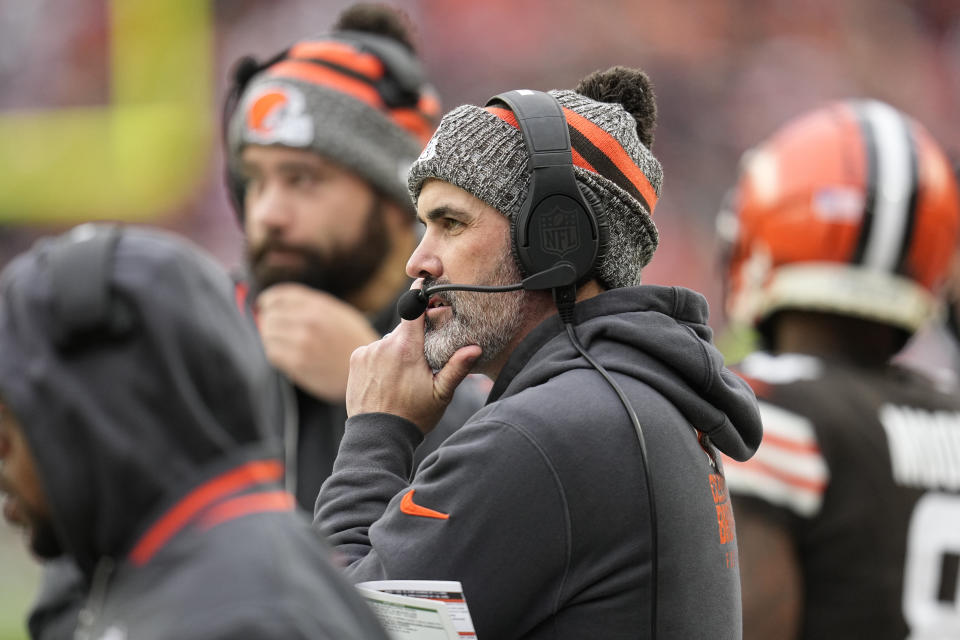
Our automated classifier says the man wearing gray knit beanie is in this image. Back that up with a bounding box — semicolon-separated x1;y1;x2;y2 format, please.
317;67;761;639
219;3;482;514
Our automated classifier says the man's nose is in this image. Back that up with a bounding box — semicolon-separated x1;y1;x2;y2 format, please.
247;183;295;230
406;236;443;279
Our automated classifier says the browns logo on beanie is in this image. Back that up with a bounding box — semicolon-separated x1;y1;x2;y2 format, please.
225;4;440;216
408;67;662;291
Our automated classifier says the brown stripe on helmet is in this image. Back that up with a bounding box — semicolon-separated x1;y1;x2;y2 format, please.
850;101;919;274
850;103;879;265
894;125;919;277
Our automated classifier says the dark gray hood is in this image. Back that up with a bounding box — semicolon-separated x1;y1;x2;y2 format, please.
0;226;278;578
489;285;761;461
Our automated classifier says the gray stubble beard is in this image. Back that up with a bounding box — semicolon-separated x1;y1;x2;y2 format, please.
423;254;530;372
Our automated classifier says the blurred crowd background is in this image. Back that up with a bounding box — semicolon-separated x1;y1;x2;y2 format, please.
0;0;958;637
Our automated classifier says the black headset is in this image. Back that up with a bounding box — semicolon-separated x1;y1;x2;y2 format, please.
484;90;608;298
47;224;133;350
221;31;428;216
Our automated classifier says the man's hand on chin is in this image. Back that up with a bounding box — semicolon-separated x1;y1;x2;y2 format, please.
257;283;380;402
345;292;480;434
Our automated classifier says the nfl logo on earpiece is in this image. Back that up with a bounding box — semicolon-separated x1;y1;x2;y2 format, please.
539;205;581;257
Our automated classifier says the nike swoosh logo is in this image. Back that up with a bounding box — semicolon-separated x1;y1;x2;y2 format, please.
400;489;450;520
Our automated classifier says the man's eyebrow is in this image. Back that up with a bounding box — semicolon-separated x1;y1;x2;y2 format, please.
276;161;323;174
418;205;469;225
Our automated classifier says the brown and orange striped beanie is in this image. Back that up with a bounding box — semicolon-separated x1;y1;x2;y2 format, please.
407;76;662;290
226;19;440;214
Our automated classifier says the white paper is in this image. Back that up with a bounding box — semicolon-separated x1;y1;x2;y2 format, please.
357;580;477;639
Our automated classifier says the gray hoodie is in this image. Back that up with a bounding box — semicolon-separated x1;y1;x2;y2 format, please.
0;226;389;640
316;285;762;639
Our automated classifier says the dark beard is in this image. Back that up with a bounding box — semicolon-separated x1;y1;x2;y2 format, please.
247;197;390;299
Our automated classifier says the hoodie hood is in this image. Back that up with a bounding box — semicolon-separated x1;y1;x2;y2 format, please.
489;285;761;461
0;225;278;577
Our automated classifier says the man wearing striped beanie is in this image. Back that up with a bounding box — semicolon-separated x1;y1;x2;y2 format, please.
316;67;761;639
221;4;482;513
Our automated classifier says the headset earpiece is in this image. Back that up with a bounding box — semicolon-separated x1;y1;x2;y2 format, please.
486;90;602;288
48;225;133;350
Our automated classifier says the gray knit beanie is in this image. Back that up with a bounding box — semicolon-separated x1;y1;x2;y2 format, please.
225;11;440;215
408;73;662;290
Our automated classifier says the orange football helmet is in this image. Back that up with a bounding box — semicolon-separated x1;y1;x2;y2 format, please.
720;100;960;334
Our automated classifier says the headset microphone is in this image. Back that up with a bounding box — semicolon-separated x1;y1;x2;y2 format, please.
397;263;577;321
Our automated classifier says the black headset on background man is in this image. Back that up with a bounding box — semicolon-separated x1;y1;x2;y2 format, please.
398;89;659;639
